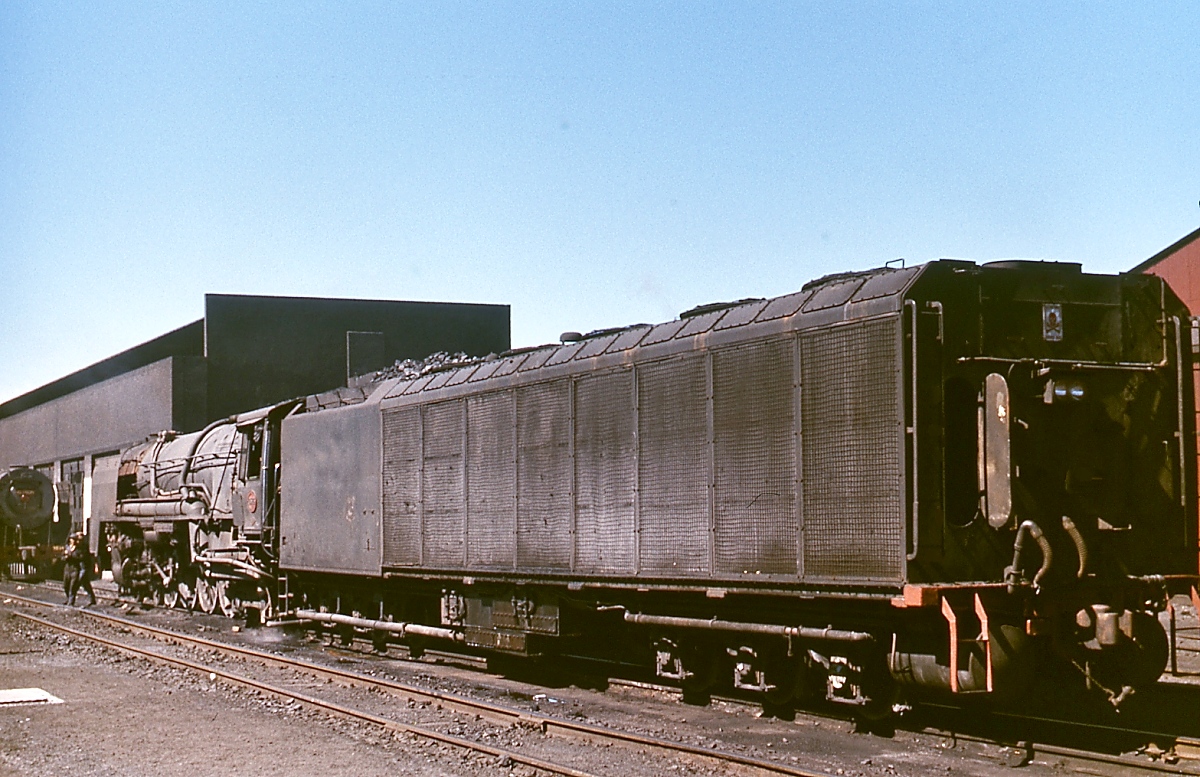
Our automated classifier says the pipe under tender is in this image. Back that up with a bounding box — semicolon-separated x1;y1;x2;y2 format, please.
622;612;874;643
294;609;464;643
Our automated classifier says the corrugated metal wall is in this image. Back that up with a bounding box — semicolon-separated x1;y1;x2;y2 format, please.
380;317;905;583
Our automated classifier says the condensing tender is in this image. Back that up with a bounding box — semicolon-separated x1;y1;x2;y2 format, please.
99;259;1199;712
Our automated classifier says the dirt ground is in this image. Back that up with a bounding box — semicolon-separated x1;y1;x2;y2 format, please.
0;607;501;777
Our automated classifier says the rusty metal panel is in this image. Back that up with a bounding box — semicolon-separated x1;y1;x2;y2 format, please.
424;370;455;391
799;316;904;582
640;320;689;347
574;370;636;574
602;325;652;354
802;278;864;312
852;266;921;302
491;353;529;377
754;291;811;322
575;333;620;359
545;342;585;366
401;374;436;395
518;349;556;372
444;365;479;386
466;391;515;569
421;400;465;567
280;402;382;575
382;405;421;566
516;381;571;569
467;358;503;383
716;300;770;329
713;338;798;575
677;309;728;338
637;355;710;575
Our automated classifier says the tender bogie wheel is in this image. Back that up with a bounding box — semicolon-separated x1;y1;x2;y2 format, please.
1122;611;1170;688
679;644;720;705
762;656;799;707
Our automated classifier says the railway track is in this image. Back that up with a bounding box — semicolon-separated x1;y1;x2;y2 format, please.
7;585;1200;775
3;591;828;777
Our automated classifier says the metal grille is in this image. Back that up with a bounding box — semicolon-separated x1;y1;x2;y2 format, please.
382;406;421;566
713;338;797;575
800;316;904;582
421;400;465;567
574;370;636;574
516;381;571;569
466;392;515;569
638;355;710;575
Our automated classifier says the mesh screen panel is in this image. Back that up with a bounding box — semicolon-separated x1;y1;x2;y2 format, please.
516;381;572;569
421;400;465;567
574;370;636;574
713;338;798;575
382;406;421;566
800;316;904;582
466;392;515;569
638;355;710;575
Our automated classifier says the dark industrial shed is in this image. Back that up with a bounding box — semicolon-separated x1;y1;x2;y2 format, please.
0;293;509;539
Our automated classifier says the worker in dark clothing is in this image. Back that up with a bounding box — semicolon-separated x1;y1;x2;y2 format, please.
63;533;96;607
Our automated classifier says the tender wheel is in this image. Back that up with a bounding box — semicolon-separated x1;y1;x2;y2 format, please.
195;577;217;614
1114;611;1169;688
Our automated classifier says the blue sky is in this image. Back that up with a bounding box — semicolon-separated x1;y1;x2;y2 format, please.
2;2;1198;403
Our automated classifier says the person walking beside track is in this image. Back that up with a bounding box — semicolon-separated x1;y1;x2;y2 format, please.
62;533;96;607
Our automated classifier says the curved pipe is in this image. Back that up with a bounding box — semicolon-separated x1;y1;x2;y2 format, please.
179;416;236;484
1007;520;1052;592
1061;516;1088;578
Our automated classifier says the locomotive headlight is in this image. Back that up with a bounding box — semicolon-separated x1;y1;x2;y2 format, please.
1053;382;1068;400
1068;382;1085;400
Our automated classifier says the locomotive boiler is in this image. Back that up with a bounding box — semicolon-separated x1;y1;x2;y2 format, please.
100;258;1198;712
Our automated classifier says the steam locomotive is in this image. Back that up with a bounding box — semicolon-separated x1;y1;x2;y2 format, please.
99;259;1198;711
0;467;61;580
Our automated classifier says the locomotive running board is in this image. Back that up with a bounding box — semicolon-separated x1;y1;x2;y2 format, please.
941;593;993;694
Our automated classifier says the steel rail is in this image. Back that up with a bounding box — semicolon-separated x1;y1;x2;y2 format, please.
12;609;603;777
3;593;826;777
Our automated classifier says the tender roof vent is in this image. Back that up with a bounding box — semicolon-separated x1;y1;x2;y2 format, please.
559;331;583;343
678;298;764;319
